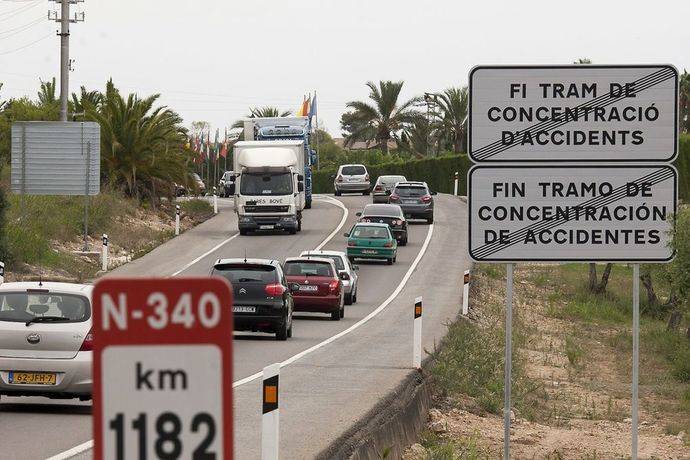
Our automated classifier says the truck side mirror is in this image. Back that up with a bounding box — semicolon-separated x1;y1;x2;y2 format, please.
298;182;304;192
297;174;305;182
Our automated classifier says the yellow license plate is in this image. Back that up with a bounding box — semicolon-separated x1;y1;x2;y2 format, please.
9;371;57;385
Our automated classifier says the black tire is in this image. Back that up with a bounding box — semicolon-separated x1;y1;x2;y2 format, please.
239;228;248;236
352;290;357;303
287;317;293;338
363;191;370;196
345;292;353;305
340;303;345;318
400;235;408;246
297;218;302;232
330;308;341;321
386;258;393;265
305;200;312;209
348;256;355;264
276;317;289;341
335;190;341;196
288;227;297;235
393;256;397;263
427;216;434;224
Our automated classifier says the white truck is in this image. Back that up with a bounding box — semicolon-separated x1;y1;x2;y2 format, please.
233;140;305;235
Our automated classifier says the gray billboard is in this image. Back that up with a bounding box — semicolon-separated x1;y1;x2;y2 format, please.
11;121;100;196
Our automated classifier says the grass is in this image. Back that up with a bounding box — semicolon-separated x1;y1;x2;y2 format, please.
419;430;492;459
564;335;584;367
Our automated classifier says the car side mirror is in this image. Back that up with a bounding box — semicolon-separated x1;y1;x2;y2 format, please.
330;174;336;180
431;191;438;195
298;182;304;192
355;212;362;217
339;272;350;281
353;265;359;271
343;233;350;238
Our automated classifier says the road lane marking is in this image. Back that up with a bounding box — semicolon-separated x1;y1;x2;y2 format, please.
46;195;349;460
232;223;434;388
45;440;93;460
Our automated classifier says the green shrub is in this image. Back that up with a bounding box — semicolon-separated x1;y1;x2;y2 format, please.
179;198;213;219
676;134;690;202
313;154;472;195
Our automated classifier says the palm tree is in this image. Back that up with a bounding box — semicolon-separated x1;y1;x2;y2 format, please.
573;58;592;64
87;83;189;202
37;78;57;107
341;80;419;153
71;86;104;114
400;114;437;157
231;106;292;128
435;87;468;153
680;70;690;134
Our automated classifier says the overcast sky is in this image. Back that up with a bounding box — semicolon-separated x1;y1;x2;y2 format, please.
1;0;688;137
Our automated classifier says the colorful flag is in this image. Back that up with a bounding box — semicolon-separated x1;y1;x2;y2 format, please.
214;128;220;159
297;95;310;117
220;128;228;158
309;93;317;121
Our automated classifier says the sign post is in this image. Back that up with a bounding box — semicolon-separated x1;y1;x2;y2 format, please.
413;296;422;369
92;277;234;460
468;64;679;459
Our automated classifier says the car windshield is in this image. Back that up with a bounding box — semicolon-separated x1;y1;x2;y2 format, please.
0;292;90;323
304;254;345;270
285;261;333;277
378;176;406;186
341;166;366;175
352;225;390;239
363;205;402;217
395;186;428;197
240;172;293;196
212;264;277;283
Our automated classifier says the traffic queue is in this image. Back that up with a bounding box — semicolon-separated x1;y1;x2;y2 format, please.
0;167;437;403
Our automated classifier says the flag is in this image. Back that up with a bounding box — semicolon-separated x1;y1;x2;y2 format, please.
214;128;220;159
309;93;317;121
297;95;310;117
220;128;228;158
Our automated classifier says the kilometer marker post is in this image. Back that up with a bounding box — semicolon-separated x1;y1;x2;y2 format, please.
462;270;470;315
454;171;459;196
101;234;108;272
0;261;4;284
262;363;280;460
213;187;219;214
413;296;422;369
175;205;181;236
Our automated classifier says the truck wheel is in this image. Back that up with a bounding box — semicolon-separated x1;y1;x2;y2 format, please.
305;200;312;209
348;256;355;264
297;219;302;232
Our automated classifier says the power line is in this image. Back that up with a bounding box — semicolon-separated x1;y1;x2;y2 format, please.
0;0;41;22
0;16;45;39
0;30;52;55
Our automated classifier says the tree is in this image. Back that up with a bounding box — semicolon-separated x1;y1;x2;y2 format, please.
435;87;469;153
71;86;104;115
231;106;292;128
400;114;437;157
680;70;690;134
341;80;419;153
573;58;592;64
37;78;58;107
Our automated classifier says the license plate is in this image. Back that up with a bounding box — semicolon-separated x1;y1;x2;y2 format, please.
259;225;274;230
233;306;256;313
299;285;318;292
362;249;378;254
9;371;56;385
403;199;417;204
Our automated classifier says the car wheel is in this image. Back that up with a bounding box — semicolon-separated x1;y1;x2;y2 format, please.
340;303;345;318
386;258;393;265
352;290;357;303
330;308;341;321
400;236;408;246
335;190;341;196
348;256;355;264
427;216;434;224
239;228;248;236
363;191;370;196
297;219;302;232
287;316;293;338
288;227;297;235
276;317;289;341
345;292;353;305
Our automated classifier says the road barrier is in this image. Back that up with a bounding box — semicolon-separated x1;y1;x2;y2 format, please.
101;234;108;272
262;363;280;460
462;270;470;315
213;187;218;214
413;296;422;369
453;171;459;196
175;205;181;236
0;261;4;284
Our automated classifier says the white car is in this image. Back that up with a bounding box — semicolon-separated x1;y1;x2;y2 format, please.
300;250;359;305
333;164;371;196
0;282;93;401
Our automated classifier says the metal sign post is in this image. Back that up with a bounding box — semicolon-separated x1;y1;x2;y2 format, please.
632;264;640;457
503;264;513;460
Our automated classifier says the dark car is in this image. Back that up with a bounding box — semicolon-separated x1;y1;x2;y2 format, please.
210;258;293;340
284;257;344;321
219;171;236;197
356;203;408;246
388;181;437;223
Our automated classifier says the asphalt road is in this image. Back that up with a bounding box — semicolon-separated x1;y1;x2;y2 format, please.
0;193;469;460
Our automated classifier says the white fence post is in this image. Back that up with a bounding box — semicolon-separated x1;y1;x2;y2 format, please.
262;363;280;460
463;269;470;315
101;234;109;272
175;205;181;236
213;186;219;214
413;296;422;369
0;261;4;284
453;171;459;196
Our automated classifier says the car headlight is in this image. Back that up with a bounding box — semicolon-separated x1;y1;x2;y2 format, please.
240;217;252;223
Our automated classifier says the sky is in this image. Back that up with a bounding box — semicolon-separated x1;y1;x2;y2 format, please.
0;0;688;137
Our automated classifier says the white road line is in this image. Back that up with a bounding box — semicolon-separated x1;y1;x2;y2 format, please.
45;440;93;460
46;196;349;460
233;223;434;388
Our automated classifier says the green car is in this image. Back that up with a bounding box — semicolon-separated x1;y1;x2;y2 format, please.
345;222;398;265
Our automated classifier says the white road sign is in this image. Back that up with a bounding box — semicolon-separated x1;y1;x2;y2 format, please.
468;165;677;262
469;65;678;162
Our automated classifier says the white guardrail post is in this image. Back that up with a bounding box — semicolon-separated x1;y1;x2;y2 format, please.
175;205;181;236
453;171;459;196
101;234;108;272
462;270;470;315
0;261;5;284
262;363;280;460
413;296;422;369
213;187;218;214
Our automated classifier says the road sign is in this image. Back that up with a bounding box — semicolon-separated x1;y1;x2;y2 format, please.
11;122;100;195
93;277;233;460
468;65;678;162
468;165;677;262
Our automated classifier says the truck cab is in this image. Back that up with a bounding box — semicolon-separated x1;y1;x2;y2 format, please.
234;140;306;235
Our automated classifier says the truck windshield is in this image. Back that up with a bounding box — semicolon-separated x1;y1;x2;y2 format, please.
240;173;293;196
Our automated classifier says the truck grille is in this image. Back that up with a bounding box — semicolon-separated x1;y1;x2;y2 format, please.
244;205;290;213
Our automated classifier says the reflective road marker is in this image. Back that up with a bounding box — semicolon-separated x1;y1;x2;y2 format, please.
413;296;422;369
262;363;280;460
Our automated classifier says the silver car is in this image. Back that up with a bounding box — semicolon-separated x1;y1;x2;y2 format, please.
333;164;371;196
372;175;407;203
0;282;93;401
300;250;359;305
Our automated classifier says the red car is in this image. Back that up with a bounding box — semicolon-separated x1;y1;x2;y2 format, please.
284;257;345;321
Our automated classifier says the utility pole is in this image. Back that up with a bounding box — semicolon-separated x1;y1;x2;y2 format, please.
49;0;84;122
423;92;439;157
